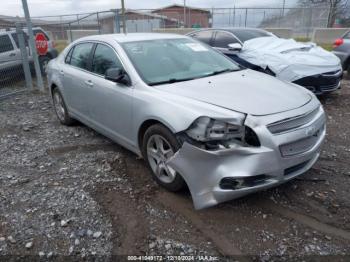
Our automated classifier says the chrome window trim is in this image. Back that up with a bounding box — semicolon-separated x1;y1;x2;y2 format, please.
189;29;243;46
212;29;243;47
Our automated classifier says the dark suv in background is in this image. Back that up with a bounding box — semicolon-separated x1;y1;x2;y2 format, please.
333;30;350;73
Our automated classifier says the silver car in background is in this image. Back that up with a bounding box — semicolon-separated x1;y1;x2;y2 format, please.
47;33;326;209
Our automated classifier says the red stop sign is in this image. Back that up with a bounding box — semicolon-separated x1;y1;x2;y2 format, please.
35;33;48;56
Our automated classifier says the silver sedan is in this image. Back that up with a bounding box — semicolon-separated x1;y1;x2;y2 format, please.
47;33;326;209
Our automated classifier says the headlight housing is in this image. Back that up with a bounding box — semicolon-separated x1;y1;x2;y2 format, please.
184;116;260;149
186;117;245;142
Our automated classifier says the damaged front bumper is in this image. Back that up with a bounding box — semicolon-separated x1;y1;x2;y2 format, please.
293;69;343;95
167;102;326;209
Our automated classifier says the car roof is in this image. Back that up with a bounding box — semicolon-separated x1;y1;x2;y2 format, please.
0;27;44;34
192;28;269;34
78;33;188;43
0;30;14;35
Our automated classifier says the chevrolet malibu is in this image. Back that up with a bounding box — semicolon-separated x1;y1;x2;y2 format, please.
47;33;326;209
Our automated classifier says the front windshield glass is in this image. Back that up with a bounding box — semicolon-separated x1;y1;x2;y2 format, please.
121;38;241;86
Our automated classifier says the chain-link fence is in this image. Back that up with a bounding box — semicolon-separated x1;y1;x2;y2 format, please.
17;6;339;45
0;5;348;100
212;7;330;38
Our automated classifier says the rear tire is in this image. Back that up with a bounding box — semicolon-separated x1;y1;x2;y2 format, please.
142;124;185;192
52;88;75;126
39;55;50;76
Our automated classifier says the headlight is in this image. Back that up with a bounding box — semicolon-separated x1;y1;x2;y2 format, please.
186;116;245;142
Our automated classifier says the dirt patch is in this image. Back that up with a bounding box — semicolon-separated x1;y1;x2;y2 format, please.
156;191;242;256
91;185;150;255
1;79;350;259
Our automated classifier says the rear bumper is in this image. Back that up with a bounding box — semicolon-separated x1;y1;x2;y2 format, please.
168;103;326;209
332;51;349;69
293;69;343;95
47;48;58;59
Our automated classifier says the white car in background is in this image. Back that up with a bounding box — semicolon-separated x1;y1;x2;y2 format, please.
188;28;343;95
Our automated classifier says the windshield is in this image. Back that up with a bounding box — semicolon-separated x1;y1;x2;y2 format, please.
121;38;240;86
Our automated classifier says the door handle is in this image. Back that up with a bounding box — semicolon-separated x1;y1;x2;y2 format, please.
9;53;16;57
84;80;94;87
59;70;64;76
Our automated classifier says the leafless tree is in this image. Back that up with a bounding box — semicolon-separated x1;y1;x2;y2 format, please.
300;0;349;27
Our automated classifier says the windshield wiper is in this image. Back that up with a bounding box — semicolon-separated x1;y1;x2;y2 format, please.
148;68;239;86
208;68;238;76
148;77;195;86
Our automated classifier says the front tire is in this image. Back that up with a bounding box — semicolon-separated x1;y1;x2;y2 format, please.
52;88;75;126
142;124;185;192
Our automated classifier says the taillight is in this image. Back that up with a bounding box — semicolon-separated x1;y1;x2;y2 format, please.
333;38;344;48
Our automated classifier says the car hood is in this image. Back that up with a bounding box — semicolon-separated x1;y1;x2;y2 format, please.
238;37;342;82
154;69;311;116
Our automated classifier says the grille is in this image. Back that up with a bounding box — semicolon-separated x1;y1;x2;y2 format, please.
320;80;341;91
279;124;324;157
219;174;270;190
267;106;320;134
284;160;310;176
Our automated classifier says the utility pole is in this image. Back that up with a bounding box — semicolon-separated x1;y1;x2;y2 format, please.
21;0;44;91
16;22;32;90
281;0;286;17
121;0;126;33
233;0;236;27
183;0;186;27
233;5;236;27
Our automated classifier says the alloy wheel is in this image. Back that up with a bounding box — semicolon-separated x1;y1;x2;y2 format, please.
146;134;177;184
53;91;65;122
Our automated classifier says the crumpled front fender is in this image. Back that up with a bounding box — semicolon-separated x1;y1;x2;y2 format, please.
167;142;277;209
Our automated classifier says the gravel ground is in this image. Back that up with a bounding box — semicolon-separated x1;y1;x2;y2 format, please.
1;78;350;260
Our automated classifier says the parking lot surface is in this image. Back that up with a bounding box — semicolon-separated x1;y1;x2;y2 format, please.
1;79;350;259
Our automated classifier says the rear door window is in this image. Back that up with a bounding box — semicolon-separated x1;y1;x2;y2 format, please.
190;30;213;45
343;31;350;39
232;30;272;42
0;34;14;53
69;42;94;70
213;31;239;48
92;44;123;76
11;33;29;48
11;33;19;48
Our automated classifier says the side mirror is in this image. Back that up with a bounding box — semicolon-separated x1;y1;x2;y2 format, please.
228;43;242;51
105;68;131;86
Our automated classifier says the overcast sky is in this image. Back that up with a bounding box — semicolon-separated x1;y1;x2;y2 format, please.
1;0;298;17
